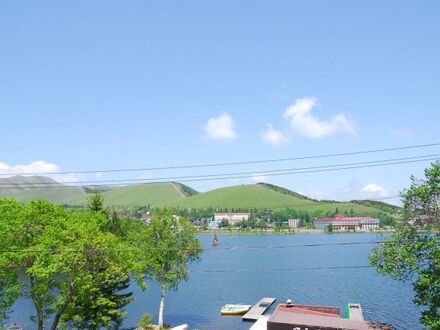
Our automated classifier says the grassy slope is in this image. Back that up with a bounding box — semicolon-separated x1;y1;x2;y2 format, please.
1;176;397;215
11;187;88;204
0;176;88;204
100;182;188;207
172;184;385;214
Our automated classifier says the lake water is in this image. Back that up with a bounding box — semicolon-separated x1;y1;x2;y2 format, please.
9;233;422;329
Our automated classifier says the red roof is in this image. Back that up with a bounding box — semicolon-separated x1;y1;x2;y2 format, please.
317;213;375;221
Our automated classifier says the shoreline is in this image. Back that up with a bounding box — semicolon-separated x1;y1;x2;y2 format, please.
197;228;394;236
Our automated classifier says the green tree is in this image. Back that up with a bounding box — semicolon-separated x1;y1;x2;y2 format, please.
370;161;440;328
0;199;132;330
67;192;131;329
219;219;229;228
136;209;203;327
87;189;105;213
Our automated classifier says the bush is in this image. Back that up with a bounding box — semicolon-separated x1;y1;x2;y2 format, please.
139;313;155;330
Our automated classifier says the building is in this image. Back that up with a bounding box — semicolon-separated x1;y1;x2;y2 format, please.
207;220;221;229
262;302;394;330
314;213;380;231
214;212;250;225
140;212;151;224
288;218;300;228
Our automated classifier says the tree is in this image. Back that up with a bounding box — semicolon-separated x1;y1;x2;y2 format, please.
219;219;229;228
137;208;203;327
370;161;440;328
0;199;133;330
67;192;132;329
87;189;105;213
326;223;333;233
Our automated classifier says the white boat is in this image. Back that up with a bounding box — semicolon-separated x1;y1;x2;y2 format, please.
220;304;252;315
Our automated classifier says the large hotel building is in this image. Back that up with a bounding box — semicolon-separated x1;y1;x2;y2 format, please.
314;213;380;231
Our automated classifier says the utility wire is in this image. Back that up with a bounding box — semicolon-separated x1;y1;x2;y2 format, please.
0;155;438;189
0;142;438;176
189;265;373;273
0;153;437;187
0;241;384;254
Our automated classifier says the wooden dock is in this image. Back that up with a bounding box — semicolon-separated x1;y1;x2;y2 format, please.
242;297;276;321
347;303;364;321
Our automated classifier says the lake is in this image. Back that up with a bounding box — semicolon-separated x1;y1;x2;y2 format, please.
9;233;422;329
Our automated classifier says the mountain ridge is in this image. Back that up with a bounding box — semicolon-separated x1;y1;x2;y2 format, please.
0;176;399;216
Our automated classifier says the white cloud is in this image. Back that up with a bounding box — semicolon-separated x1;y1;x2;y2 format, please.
251;175;269;183
204;113;237;142
0;160;59;175
283;97;356;138
0;161;81;183
262;124;289;147
361;183;389;198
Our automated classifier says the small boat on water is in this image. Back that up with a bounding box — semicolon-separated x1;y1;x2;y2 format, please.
212;233;219;246
220;304;252;315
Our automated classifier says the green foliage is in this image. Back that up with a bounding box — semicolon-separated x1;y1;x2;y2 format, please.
132;208;203;326
144;209;203;289
173;182;199;197
325;224;333;233
65;191;133;329
370;161;440;327
87;189;105;213
0;199;134;330
139;313;155;330
218;219;229;228
256;182;315;201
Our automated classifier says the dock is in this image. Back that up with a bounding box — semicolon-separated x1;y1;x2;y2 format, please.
242;297;276;321
347;303;364;321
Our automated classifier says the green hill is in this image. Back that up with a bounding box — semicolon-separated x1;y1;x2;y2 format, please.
349;199;402;215
172;183;388;215
0;176;88;204
0;176;399;216
100;182;195;207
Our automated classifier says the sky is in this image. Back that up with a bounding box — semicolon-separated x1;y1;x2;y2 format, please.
1;1;440;204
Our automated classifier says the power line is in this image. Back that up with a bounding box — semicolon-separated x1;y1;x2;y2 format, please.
0;241;383;253
190;265;373;273
0;155;438;189
0;142;439;176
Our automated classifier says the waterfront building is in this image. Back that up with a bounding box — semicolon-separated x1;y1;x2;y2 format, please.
314;213;380;231
214;212;250;225
288;218;300;228
207;219;221;229
264;302;395;330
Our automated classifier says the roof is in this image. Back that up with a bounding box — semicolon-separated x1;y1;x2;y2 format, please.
268;304;394;330
316;213;376;221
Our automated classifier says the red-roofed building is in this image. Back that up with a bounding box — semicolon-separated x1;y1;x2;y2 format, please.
265;303;395;330
314;213;380;231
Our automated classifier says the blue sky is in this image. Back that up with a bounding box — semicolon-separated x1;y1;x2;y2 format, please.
1;1;439;203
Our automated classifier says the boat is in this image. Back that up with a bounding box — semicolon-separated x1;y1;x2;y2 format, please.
212;233;219;246
220;304;252;315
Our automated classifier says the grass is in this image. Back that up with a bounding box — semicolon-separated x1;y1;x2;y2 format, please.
172;184;388;215
1;176;399;216
101;182;187;207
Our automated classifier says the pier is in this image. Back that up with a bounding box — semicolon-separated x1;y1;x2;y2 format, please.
347;303;365;321
243;297;276;321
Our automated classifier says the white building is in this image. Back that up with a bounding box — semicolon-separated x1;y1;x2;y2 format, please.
214;212;250;225
314;213;380;231
288;218;300;228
